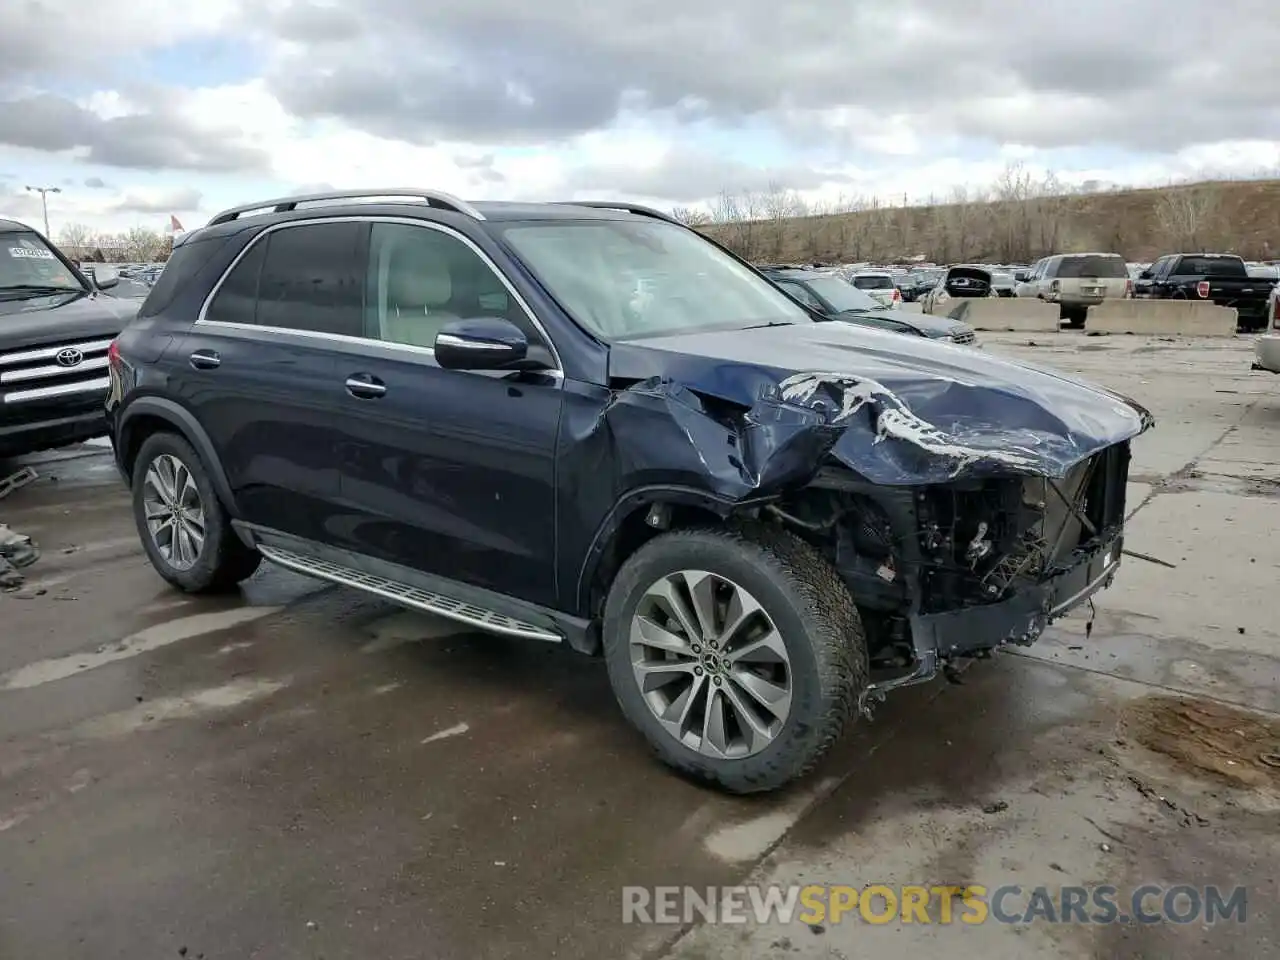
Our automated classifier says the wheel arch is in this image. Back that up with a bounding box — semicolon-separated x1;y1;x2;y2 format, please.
118;397;241;520
574;486;761;624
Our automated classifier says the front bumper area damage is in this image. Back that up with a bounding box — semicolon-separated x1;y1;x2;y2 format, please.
600;332;1154;709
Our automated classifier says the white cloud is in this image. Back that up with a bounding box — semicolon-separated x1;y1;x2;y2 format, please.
1;0;1278;234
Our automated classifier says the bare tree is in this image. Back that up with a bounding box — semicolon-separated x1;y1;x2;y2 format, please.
670;206;711;228
758;181;802;260
120;226;167;262
1154;184;1223;252
57;222;94;258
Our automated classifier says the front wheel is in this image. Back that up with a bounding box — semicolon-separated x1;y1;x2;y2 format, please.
131;432;261;593
602;524;868;794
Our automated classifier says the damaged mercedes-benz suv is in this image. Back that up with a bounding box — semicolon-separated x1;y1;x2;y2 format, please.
107;190;1154;794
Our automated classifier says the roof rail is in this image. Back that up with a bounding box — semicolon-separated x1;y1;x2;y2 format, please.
207;188;485;227
553;201;680;225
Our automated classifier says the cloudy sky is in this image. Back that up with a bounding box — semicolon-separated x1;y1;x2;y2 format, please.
1;0;1278;237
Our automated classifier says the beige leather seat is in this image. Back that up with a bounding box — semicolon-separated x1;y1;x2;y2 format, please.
381;247;459;348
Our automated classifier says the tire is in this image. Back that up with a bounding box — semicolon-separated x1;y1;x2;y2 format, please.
601;523;868;794
130;431;261;593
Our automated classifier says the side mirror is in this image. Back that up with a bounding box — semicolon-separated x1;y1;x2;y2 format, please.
91;265;120;289
1137;270;1152;280
1014;270;1028;282
434;317;529;370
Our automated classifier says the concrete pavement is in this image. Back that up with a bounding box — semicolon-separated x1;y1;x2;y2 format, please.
2;332;1277;959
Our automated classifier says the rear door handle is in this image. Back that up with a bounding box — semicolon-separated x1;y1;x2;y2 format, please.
189;350;220;369
345;373;386;399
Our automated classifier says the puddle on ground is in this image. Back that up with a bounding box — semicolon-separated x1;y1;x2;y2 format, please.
1122;694;1280;789
0;606;282;690
72;677;288;739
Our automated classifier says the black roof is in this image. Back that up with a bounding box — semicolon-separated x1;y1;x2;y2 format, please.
0;218;35;233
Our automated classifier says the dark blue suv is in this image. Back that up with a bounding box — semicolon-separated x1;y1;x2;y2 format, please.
107;189;1153;793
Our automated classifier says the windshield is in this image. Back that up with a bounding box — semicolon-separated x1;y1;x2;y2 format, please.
852;274;893;289
1056;256;1127;279
0;232;83;293
499;220;811;339
802;276;884;312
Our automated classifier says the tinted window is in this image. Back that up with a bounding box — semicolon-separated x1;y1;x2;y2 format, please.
1056;256;1127;279
140;235;222;317
1174;256;1247;278
251;222;364;336
204;237;266;325
366;223;544;353
852;275;893;289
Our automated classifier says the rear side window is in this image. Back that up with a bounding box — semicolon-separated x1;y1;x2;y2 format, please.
140;235;223;317
1056;256;1127;279
205;222;364;335
256;222;365;336
1175;256;1247;278
853;275;893;289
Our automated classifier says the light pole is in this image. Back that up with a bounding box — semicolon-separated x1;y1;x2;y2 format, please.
25;185;62;238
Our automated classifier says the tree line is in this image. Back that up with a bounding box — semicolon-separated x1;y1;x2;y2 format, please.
55;223;172;263
673;164;1278;265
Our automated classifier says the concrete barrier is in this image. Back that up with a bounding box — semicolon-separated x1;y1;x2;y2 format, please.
944;298;1061;331
1085;299;1238;336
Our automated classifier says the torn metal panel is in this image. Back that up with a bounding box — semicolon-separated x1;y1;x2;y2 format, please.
608;320;1153;487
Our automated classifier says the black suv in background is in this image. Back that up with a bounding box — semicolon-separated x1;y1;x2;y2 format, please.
0;219;136;458
107;189;1152;793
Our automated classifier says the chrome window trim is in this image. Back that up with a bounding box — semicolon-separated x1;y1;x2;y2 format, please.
195;215;564;375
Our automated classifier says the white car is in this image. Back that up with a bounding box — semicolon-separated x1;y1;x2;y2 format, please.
850;271;901;309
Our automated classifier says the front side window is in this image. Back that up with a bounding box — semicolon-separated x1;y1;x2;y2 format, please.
0;232;83;296
365;223;544;353
498;219;811;340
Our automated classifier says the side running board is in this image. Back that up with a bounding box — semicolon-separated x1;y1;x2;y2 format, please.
258;545;562;643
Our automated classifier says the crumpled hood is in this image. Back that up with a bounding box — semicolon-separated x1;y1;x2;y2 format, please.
607;321;1153;486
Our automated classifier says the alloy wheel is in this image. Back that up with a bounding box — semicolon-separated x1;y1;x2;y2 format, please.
142;453;206;571
630;570;793;759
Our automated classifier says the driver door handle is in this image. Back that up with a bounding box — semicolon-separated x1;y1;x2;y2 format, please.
189;350;220;369
345;373;386;399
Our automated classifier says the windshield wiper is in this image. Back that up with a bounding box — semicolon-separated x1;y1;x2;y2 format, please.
0;284;82;300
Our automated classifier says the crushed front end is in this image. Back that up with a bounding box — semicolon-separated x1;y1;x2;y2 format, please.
768;440;1133;710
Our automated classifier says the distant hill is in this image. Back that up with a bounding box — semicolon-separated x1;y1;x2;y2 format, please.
695;178;1280;266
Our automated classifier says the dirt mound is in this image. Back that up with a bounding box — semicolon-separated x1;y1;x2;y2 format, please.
1123;695;1280;789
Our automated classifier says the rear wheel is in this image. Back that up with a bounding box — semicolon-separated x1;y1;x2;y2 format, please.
131;432;261;592
602;524;867;794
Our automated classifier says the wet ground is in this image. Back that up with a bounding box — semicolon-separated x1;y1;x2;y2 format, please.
2;332;1278;959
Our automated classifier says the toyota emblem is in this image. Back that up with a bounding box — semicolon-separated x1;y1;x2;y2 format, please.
55;347;83;368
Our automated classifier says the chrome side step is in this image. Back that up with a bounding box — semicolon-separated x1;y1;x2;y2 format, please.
258;545;562;643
